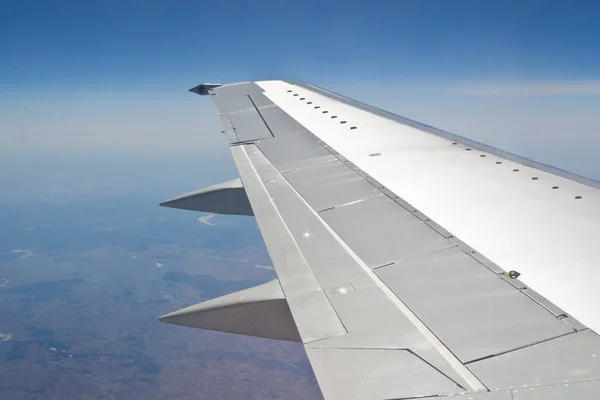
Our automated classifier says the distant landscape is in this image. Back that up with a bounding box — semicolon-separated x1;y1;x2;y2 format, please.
0;194;321;399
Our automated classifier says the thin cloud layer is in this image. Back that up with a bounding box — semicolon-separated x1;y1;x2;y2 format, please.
197;215;215;226
459;81;600;96
0;333;13;342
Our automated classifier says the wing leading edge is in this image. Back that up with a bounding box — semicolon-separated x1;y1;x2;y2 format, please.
159;81;600;400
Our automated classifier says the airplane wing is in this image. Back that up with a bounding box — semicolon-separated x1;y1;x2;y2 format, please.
159;81;600;400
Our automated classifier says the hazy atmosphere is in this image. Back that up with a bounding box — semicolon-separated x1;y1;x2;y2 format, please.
1;0;599;399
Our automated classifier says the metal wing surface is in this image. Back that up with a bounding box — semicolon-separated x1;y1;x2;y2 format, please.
159;81;600;400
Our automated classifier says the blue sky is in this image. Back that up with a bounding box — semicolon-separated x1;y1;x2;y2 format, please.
2;0;600;182
3;0;600;88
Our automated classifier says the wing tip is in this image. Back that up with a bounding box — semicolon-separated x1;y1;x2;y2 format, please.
189;83;222;95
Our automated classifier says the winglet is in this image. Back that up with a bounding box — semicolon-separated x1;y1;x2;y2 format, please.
189;83;222;95
158;279;301;342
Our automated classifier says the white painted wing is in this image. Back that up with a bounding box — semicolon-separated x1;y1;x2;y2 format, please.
165;81;600;400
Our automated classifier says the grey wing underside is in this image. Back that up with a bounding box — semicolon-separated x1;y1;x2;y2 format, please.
159;82;600;400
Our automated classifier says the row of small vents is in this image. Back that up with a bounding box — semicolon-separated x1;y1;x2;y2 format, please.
287;89;357;130
452;142;583;200
286;88;583;201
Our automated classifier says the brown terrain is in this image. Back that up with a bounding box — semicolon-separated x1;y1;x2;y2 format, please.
0;198;323;399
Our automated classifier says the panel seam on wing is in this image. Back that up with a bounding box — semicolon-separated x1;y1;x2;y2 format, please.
258;145;488;392
464;329;582;365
